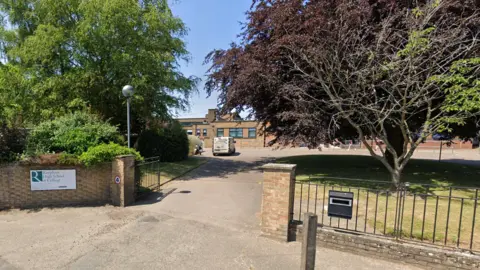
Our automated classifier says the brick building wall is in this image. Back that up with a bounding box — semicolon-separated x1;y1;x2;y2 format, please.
179;120;274;148
178;110;478;150
212;121;267;148
176;108;278;149
0;162;112;209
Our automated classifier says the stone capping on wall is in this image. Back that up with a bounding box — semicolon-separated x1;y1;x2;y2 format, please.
262;163;297;171
294;225;480;270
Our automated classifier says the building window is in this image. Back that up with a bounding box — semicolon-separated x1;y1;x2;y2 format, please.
248;128;257;138
229;128;243;138
203;129;207;137
196;129;201;136
217;128;224;137
187;130;193;135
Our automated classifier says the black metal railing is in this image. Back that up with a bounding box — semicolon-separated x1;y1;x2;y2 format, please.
134;157;162;198
293;177;479;252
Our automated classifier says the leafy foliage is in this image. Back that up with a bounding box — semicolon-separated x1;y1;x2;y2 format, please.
26;112;121;155
135;130;162;159
0;123;26;163
0;0;198;130
79;142;143;167
0;64;32;126
205;0;480;184
57;153;81;165
135;121;189;162
397;27;436;58
206;0;480;147
434;58;480;113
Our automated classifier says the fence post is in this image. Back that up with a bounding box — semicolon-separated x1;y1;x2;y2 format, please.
439;141;443;161
396;183;407;239
261;163;297;241
300;212;317;270
157;157;161;187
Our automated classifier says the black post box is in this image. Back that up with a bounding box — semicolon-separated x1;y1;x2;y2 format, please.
328;190;354;219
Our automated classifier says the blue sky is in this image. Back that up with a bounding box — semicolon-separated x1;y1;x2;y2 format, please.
169;0;251;118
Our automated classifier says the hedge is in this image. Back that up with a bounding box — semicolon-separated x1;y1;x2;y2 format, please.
135;121;189;162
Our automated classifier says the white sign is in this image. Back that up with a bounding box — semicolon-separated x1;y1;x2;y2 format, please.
114;176;121;184
30;170;76;191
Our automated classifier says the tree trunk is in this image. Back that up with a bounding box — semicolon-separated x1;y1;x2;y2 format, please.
385;124;405;189
391;169;401;190
385;125;405;170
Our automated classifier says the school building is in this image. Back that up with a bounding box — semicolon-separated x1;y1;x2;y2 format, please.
176;109;274;148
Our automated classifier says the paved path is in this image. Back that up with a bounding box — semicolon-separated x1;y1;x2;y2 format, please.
0;149;432;269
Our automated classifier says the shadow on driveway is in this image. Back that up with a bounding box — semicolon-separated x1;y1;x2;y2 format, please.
176;155;275;181
133;188;196;206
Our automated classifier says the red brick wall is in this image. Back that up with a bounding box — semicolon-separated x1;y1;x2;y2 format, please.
0;163;112;209
261;164;297;241
363;139;474;150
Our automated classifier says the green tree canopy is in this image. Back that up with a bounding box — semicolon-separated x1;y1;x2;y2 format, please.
0;0;198;131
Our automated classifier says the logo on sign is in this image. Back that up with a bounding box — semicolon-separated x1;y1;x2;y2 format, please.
115;176;121;184
30;170;76;191
31;171;43;182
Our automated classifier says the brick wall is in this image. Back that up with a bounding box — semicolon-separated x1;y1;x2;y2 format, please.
215;121;266;148
295;226;480;269
111;155;135;207
0;156;135;209
234;138;265;148
261;163;297;241
0;163;111;209
364;139;474;150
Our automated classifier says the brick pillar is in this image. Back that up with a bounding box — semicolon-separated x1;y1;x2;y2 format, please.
261;163;297;241
0;165;10;209
111;155;135;207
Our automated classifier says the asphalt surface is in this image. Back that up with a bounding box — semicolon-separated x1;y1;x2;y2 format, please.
0;148;428;269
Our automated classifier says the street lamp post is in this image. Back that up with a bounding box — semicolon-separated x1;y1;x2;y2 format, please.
122;85;134;148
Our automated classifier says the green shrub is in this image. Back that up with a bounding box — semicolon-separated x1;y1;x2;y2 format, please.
79;143;143;166
135;121;189;162
0;122;26;163
26;112;122;155
161;122;189;161
135;130;161;159
57;153;80;165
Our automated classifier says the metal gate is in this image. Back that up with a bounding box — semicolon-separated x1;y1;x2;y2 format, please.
134;157;161;198
293;177;480;252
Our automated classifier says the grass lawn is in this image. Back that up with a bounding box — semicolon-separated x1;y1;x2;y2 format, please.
278;155;480;251
158;157;207;182
278;155;480;186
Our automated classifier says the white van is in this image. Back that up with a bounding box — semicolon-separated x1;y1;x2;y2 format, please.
213;137;236;156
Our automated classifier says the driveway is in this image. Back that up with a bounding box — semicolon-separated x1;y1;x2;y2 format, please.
0;149;425;269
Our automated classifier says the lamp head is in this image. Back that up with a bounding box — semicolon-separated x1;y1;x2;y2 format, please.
122;85;134;97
